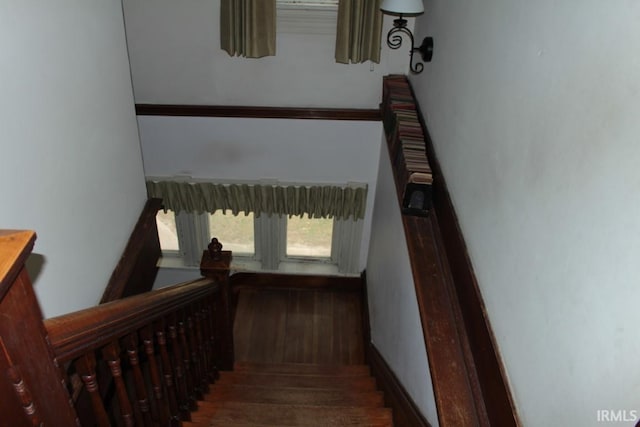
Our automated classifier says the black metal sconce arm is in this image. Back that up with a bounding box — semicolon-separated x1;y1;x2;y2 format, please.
386;17;433;74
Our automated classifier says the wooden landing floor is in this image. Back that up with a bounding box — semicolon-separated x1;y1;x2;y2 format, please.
233;288;365;365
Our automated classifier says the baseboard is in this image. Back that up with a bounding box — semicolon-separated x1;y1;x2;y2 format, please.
229;272;363;292
360;273;431;427
368;344;432;427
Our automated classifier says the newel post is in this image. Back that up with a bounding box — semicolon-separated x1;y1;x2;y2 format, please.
0;230;79;426
200;238;234;371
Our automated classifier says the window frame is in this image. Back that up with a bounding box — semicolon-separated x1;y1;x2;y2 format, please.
279;215;336;264
157;210;363;275
276;0;338;35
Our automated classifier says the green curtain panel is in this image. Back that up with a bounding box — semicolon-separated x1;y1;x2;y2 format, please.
220;0;276;58
147;180;368;220
335;0;383;64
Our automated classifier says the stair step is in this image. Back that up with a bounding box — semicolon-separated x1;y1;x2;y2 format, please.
206;384;385;407
207;402;393;426
217;372;377;390
183;362;393;426
234;362;371;377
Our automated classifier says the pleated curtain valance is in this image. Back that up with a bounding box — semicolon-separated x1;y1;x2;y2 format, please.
146;180;367;220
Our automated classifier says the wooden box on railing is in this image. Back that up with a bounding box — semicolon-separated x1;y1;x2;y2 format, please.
382;74;433;217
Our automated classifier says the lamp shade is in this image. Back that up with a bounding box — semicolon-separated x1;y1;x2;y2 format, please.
380;0;424;16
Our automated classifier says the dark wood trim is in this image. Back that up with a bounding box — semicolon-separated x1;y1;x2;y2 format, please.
135;104;381;121
46;278;219;363
230;272;363;292
0;231;82;426
100;198;163;303
360;271;371;366
0;230;36;302
368;344;432;427
413;94;520;427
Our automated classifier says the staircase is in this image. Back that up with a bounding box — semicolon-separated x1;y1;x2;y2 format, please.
185;362;393;426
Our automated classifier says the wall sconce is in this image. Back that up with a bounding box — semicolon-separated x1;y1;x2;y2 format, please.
380;0;433;74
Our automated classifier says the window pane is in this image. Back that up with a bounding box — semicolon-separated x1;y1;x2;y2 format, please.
278;0;338;5
156;210;179;251
286;216;333;258
209;211;255;255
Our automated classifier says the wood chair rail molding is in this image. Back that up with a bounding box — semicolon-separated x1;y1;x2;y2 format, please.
136;104;382;121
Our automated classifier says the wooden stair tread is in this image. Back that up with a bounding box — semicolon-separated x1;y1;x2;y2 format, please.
207;402;393;426
183;362;394;426
205;384;384;407
233;362;371;376
218;371;377;390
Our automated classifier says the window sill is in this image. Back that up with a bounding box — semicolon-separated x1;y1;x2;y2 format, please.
157;256;357;277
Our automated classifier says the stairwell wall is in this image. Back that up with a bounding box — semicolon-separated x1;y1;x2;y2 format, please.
0;1;147;318
410;1;640;425
122;0;409;109
138;115;383;286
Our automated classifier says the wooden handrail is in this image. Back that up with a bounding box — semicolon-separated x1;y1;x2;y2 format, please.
0;230;79;426
0;228;234;426
46;278;218;362
380;75;519;426
100;197;163;303
0;230;36;301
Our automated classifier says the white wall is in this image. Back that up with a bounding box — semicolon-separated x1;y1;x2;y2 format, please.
411;1;640;425
138;115;382;271
366;138;438;425
0;1;147;318
122;0;409;108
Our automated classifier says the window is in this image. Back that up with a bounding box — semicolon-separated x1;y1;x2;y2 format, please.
277;0;338;34
208;211;255;256
157;211;362;275
156;210;179;252
285;216;333;259
151;178;366;275
277;0;338;7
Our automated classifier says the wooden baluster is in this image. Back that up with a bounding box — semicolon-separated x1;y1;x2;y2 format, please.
6;366;42;426
167;314;193;419
102;342;136;427
212;292;226;372
189;304;209;399
139;326;172;426
123;333;154;426
75;353;110;427
178;310;201;404
199;243;234;370
209;293;221;380
193;302;206;384
146;321;180;425
200;298;217;383
0;231;79;426
184;309;202;402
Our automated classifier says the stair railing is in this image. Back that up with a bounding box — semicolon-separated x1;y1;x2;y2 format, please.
0;229;232;426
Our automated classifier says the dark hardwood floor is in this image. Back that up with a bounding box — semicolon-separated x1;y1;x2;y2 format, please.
233;288;365;365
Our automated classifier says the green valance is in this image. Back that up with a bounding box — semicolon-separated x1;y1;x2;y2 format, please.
146;180;367;220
